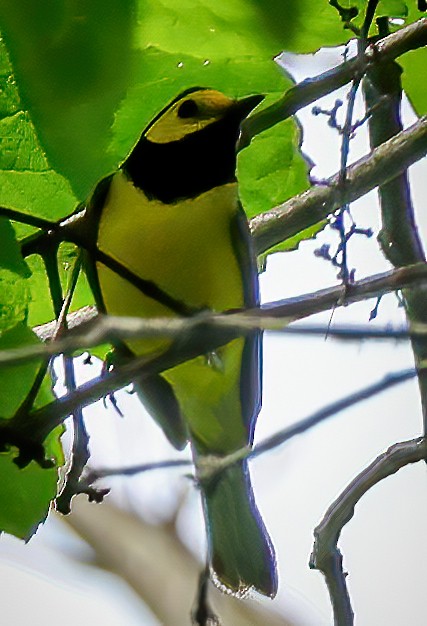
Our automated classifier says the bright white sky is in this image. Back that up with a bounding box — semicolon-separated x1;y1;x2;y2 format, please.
1;44;427;626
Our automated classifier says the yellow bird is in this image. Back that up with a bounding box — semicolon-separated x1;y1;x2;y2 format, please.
85;88;277;597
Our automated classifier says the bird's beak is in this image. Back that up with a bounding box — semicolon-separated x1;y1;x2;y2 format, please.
234;94;264;121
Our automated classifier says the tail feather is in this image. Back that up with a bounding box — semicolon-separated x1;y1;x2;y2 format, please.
201;459;277;598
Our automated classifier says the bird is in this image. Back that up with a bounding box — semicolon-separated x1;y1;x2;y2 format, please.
84;87;277;597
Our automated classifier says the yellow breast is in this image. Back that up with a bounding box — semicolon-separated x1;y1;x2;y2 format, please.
96;171;244;355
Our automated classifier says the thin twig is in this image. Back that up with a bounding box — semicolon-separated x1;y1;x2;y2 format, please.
81;368;416;486
28;261;427;344
55;254;93;514
0;207;59;230
191;567;220;626
251;368;415;460
360;0;380;46
84;459;192;483
319;1;378;338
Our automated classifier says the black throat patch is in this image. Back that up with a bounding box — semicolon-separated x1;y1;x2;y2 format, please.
122;112;242;204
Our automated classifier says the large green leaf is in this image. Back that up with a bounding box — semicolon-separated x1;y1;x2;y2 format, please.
0;0;352;204
0;1;134;201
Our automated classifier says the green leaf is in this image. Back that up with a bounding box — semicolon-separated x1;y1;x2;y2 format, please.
0;323;63;539
0;324;43;417
282;220;328;251
0;269;29;332
377;0;408;18
24;255;55;329
0;1;135;201
400;47;427;115
238;101;325;257
135;0;349;56
399;4;427;115
0;169;76;226
264;221;328;260
0;451;56;539
238;110;310;220
0;32;77;221
26;242;94;329
0;218;29;276
57;243;95;314
0;221;30;331
399;48;427;115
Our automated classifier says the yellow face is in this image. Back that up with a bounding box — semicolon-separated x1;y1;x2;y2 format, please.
145;89;236;144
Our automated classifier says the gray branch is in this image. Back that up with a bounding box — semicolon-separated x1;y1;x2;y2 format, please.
0;261;421;370
309;437;427;625
240;18;427;148
251;115;427;255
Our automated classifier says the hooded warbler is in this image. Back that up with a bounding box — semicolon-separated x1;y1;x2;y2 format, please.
85;88;277;598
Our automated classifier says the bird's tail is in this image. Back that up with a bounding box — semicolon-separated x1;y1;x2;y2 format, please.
201;459;277;598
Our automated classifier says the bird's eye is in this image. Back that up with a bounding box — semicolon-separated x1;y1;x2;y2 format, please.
177;99;199;119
